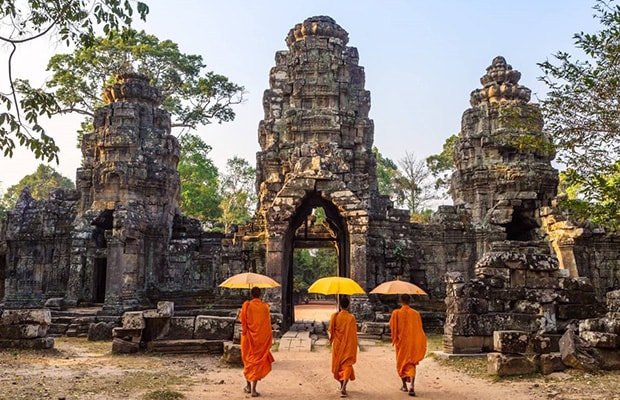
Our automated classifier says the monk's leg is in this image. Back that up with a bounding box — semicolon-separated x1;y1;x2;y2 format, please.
400;377;408;391
409;377;416;397
340;379;348;397
244;381;251;393
251;380;260;397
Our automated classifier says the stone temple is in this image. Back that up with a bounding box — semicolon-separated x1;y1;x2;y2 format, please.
1;17;619;356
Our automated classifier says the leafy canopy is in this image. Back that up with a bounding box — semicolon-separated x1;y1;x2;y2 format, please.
1;164;74;209
0;0;149;162
40;28;244;136
177;134;221;225
219;157;256;234
539;0;620;227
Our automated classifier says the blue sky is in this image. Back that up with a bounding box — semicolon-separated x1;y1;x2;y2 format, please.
0;0;601;190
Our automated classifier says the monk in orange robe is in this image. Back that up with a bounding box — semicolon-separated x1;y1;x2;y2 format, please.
389;293;427;397
240;286;275;397
328;295;358;398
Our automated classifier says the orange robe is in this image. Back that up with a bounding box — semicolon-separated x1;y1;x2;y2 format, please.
389;304;427;382
240;298;275;382
328;309;358;382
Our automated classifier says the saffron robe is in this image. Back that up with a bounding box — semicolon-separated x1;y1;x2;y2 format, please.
389;304;427;382
240;298;275;382
328;309;358;382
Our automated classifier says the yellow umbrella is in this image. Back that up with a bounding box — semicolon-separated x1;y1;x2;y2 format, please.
219;272;281;289
308;276;365;296
370;278;427;295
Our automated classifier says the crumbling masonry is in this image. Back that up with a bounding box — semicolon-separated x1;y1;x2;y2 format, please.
1;17;619;350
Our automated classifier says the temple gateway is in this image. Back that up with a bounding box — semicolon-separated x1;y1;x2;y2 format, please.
1;17;619;355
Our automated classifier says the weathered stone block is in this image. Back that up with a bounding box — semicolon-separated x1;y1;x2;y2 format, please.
361;322;385;335
166;317;195;339
446;297;489;314
559;329;601;371
0;337;54;349
112;337;139;354
1;309;51;325
527;335;551;354
194;316;235;340
233;322;242;344
512;300;540;314
221;340;242;366
580;331;618;349
487;352;537;376
442;334;490;354
144;301;174;318
599;348;620;370
0;323;47;339
557;304;600;320
112;327;142;343
538;353;566;375
579;318;605;333
87;322;114;341
122;311;145;330
493;330;530;354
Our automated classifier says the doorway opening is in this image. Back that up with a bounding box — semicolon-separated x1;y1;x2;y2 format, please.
282;193;349;328
93;258;107;304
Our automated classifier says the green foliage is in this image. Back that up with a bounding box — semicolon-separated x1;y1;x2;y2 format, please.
1;164;74;209
41;28;244;138
0;0;149;161
539;0;620;227
372;146;399;198
177;134;221;225
219;157;256;233
293;248;337;297
426;133;459;196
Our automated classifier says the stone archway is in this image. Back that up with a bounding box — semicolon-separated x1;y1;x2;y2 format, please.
262;178;368;328
281;192;349;327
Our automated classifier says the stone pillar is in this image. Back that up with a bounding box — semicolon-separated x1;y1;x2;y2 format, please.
102;235;123;314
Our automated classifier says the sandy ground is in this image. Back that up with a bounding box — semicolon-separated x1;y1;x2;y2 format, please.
2;336;620;400
1;304;619;400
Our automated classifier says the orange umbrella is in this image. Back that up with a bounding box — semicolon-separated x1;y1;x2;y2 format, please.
370;278;427;295
219;272;280;289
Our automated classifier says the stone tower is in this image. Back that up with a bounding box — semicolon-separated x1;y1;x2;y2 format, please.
451;56;558;254
253;16;380;325
68;73;181;313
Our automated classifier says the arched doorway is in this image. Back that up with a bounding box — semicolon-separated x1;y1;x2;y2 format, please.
281;192;349;328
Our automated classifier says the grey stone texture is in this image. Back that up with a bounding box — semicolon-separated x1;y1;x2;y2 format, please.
0;17;617;346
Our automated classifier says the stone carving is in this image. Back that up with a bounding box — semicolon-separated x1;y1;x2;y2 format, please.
0;17;618;345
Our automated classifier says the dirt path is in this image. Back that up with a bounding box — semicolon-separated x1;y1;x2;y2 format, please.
1;337;619;399
197;344;545;400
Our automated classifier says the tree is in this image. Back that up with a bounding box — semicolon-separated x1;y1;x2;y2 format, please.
426;133;459;198
219;157;256;234
293;247;337;302
0;0;149;162
373;146;399;198
177;134;221;226
36;28;244;137
538;0;620;227
1;164;74;209
393;152;436;215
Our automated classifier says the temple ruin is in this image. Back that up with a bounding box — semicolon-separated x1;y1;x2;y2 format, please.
1;16;619;354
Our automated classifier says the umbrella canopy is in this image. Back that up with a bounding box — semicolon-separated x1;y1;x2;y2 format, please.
370;279;427;295
219;272;281;289
308;276;365;295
